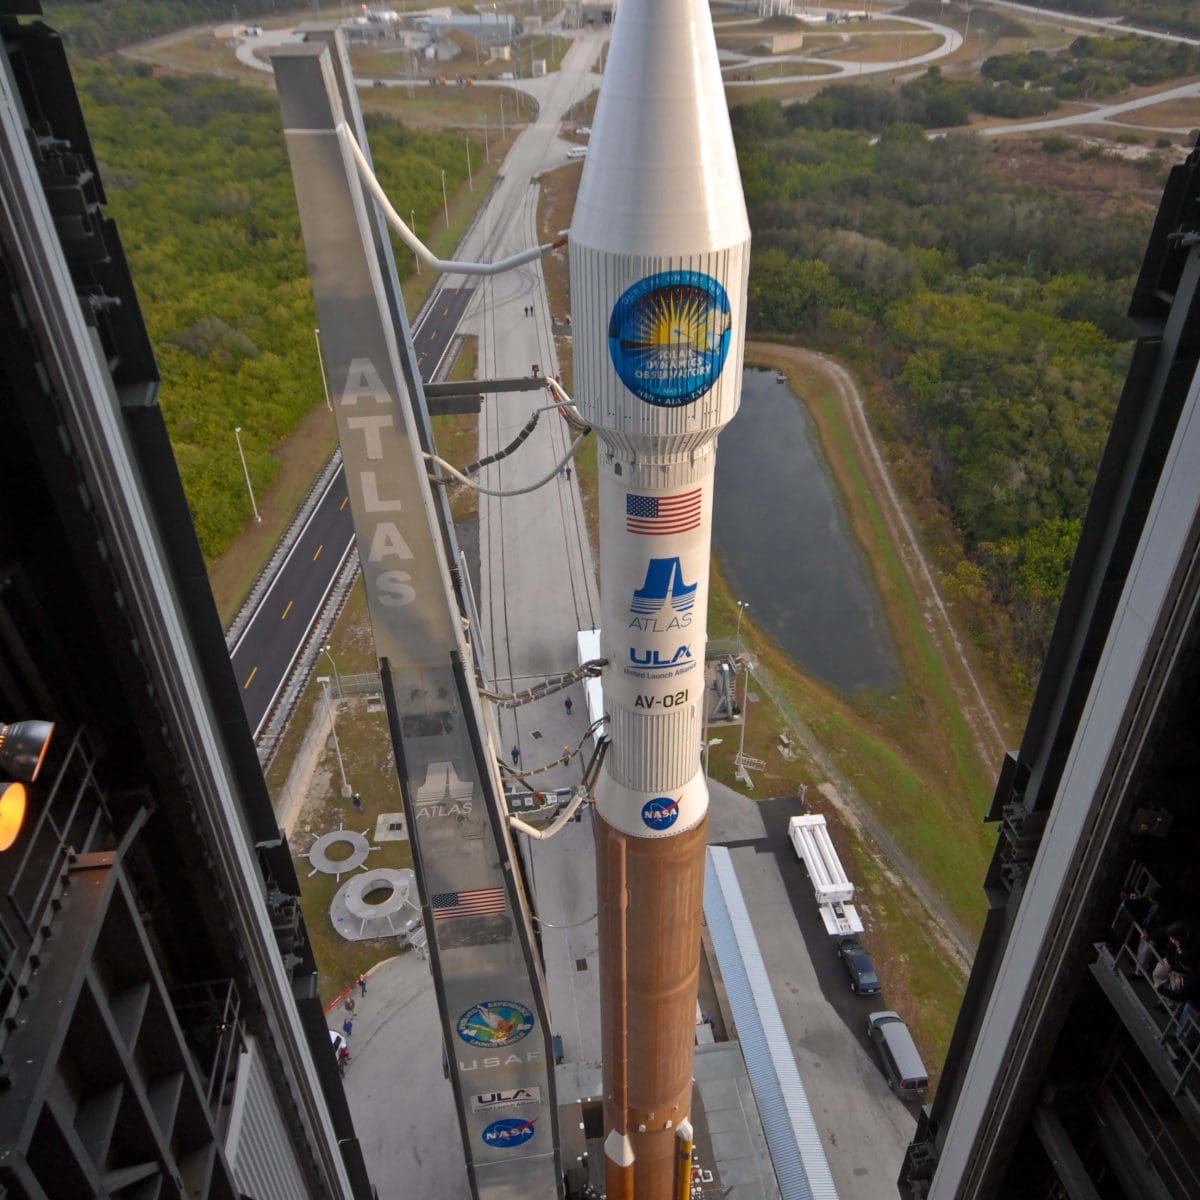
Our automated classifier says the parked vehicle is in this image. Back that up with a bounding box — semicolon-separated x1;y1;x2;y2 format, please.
788;813;864;935
866;1012;928;1101
837;936;881;995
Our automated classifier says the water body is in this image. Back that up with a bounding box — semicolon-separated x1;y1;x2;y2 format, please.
712;368;900;694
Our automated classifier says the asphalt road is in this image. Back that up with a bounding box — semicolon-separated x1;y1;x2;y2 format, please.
231;284;475;737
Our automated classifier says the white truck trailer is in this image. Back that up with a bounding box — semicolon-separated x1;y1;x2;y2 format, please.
788;813;864;935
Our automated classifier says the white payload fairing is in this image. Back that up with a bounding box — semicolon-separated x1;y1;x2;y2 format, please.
568;0;750;1193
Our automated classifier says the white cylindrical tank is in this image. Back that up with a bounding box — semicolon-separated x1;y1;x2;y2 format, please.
569;0;750;1192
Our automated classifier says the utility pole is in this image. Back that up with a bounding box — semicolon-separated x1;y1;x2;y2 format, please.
314;328;332;411
318;676;350;798
233;426;260;522
465;136;474;191
411;210;420;273
441;167;449;227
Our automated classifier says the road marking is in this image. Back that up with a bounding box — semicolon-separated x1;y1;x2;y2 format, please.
442;305;449;316
314;543;324;561
340;495;349;511
244;666;258;690
282;599;293;620
429;329;438;341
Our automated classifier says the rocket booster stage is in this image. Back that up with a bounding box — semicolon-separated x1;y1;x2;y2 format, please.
568;0;750;1193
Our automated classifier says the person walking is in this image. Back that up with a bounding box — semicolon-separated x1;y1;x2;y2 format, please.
511;744;520;767
342;1017;353;1039
565;465;572;482
344;995;356;1015
561;744;571;766
357;972;367;998
564;696;573;716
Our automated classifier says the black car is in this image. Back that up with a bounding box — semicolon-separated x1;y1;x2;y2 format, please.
837;936;881;995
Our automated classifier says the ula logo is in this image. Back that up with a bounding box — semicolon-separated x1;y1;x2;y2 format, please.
482;1117;537;1149
631;557;697;617
629;645;692;670
642;796;680;831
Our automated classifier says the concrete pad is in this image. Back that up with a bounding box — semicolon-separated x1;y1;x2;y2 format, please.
343;954;470;1200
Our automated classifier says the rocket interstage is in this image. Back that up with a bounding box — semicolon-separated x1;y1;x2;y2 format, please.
568;0;750;1193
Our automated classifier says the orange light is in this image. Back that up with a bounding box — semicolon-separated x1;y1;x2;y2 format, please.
0;782;27;851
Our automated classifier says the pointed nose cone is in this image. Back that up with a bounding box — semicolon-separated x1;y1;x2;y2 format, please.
572;0;750;257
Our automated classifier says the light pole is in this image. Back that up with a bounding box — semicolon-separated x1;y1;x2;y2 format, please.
322;644;343;700
465;136;474;191
483;115;490;164
314;328;331;411
233;426;261;523
499;94;506;138
441;168;449;227
734;600;749;656
318;676;351;798
703;737;723;779
410;210;420;273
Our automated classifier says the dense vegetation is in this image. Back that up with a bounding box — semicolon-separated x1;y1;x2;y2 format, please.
791;69;1056;131
1012;0;1200;39
732;107;1157;679
44;0;283;55
79;61;473;557
791;34;1200;133
983;36;1200;100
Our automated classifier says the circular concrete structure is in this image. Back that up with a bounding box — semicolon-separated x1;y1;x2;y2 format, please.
306;828;371;876
331;868;420;941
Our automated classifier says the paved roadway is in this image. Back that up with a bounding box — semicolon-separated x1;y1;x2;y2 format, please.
230;285;475;737
461;31;604;795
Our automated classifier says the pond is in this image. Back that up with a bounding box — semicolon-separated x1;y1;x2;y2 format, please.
712;367;900;694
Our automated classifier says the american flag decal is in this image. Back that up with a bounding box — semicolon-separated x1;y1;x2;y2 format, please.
626;489;702;535
431;886;507;921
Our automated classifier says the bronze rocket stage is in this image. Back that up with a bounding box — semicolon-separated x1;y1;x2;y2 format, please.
597;815;709;1197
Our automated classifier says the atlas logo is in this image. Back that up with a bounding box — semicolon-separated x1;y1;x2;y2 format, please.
481;1117;537;1149
631;557;697;617
642;796;680;831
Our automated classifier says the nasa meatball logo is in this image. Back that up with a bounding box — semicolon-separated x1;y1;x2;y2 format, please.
481;1116;537;1149
456;1000;535;1048
608;270;732;407
642;796;680;831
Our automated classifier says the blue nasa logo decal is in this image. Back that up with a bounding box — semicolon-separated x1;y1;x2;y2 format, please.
456;1000;535;1048
642;796;680;831
481;1116;537;1149
608;270;732;407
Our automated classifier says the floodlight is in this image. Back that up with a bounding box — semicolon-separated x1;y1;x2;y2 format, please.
0;783;25;852
0;720;55;782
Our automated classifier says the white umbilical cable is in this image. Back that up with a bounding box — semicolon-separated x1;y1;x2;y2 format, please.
339;121;567;275
507;789;589;841
425;432;588;497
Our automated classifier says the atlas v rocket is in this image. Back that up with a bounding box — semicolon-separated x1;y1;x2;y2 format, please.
569;0;750;1193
